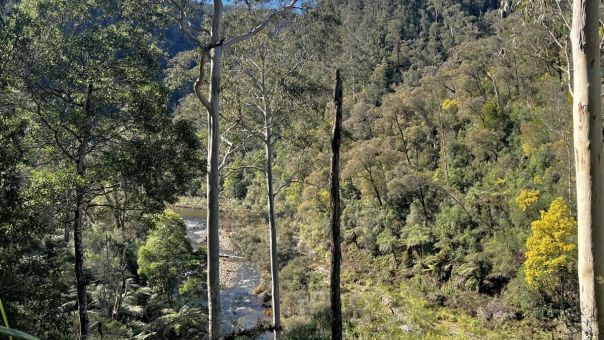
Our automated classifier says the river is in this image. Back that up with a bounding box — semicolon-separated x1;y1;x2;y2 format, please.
173;207;273;339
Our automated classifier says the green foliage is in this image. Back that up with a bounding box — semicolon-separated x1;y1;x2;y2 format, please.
138;210;203;296
340;281;547;339
0;326;40;340
1;2;202;337
216;0;583;335
0;30;72;335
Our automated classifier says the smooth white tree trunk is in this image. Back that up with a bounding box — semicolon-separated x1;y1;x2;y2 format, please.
207;3;223;339
264;131;281;335
571;0;604;337
171;1;298;337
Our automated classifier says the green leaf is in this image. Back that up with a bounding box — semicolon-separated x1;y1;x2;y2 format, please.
0;326;40;340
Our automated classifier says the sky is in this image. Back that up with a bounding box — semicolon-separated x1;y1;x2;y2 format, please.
212;1;304;8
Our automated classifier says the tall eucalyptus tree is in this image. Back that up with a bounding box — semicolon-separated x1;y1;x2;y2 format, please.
166;1;299;337
221;24;310;332
570;0;604;337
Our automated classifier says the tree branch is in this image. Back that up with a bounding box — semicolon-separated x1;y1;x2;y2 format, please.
268;53;308;98
218;133;256;171
274;144;311;195
194;51;213;113
223;0;299;48
220;151;264;179
169;0;203;46
34;102;78;162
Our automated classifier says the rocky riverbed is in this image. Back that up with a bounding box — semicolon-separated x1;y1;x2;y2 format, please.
174;207;273;339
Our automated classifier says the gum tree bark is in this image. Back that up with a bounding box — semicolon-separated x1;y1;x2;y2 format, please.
329;69;343;340
264;128;281;333
207;3;223;337
570;0;604;337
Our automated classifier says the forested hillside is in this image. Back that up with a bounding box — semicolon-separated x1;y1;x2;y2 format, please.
0;0;601;339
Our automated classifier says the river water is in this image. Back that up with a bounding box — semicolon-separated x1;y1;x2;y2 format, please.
173;207;272;339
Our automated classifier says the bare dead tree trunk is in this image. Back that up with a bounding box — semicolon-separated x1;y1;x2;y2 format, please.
264;131;281;334
329;69;343;340
571;0;604;337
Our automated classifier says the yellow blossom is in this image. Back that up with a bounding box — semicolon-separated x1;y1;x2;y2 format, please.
515;189;540;212
441;98;457;111
524;198;577;287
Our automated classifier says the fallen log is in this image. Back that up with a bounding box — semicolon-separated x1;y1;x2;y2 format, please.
219;253;245;260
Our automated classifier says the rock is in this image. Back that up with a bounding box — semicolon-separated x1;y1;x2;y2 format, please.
258;291;273;307
400;324;414;333
477;299;514;322
478;306;491;321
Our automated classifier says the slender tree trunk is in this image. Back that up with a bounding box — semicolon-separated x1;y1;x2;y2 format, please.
75;83;93;339
437;109;449;178
393;114;412;166
74;153;89;338
112;248;128;320
264;132;281;334
571;0;604;337
74;178;89;339
365;167;383;206
206;2;223;338
207;47;223;340
329;69;343;340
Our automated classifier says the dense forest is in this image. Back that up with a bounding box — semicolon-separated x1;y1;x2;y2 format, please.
1;0;603;339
